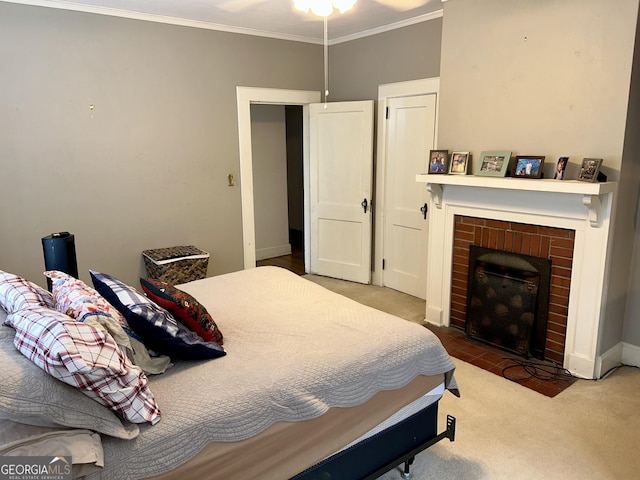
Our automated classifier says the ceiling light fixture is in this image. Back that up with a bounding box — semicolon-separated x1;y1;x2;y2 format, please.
293;0;357;17
293;0;357;106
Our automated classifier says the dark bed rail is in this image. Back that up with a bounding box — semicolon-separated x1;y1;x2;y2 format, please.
364;414;457;480
291;403;456;480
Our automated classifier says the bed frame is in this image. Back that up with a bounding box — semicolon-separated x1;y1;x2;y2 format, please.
292;403;456;480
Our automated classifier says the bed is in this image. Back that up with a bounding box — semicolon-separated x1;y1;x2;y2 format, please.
0;266;458;479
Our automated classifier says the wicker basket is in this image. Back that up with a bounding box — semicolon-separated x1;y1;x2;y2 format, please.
142;245;209;285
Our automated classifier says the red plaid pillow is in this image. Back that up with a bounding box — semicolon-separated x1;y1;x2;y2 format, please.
140;277;223;345
0;270;54;314
5;306;161;425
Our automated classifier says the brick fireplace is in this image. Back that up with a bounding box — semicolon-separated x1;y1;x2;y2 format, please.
416;174;616;379
450;216;574;364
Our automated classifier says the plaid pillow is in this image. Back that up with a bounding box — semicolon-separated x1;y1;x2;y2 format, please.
4;306;161;425
0;324;140;439
90;271;225;361
0;270;54;314
140;277;224;345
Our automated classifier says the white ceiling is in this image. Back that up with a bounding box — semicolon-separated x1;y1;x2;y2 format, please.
4;0;445;44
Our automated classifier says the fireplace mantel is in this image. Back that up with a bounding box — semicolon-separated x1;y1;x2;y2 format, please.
416;174;618;379
415;175;616;227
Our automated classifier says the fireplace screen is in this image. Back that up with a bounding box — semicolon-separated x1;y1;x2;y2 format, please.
466;246;551;358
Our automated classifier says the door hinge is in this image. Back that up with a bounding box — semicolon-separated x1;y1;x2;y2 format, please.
382;259;386;270
385;107;389;119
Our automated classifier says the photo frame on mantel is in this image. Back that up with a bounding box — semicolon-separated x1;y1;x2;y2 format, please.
474;151;511;177
449;152;470;175
554;157;569;180
513;156;545;178
428;150;449;174
578;158;603;182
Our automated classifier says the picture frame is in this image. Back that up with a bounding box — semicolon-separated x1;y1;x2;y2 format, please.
578;158;603;182
553;156;569;180
449;152;470;175
513;155;545;179
428;150;449;174
474;151;511;177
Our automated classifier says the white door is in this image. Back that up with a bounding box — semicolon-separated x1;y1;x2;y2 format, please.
309;101;374;284
382;94;437;298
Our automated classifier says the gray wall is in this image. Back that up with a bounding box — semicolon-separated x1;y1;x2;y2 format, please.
438;0;640;353
251;104;290;260
329;19;443;101
0;2;322;288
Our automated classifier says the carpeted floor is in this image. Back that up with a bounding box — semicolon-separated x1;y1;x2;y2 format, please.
377;359;640;480
303;274;427;324
303;274;640;480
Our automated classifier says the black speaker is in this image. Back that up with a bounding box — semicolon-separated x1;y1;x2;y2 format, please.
42;232;78;290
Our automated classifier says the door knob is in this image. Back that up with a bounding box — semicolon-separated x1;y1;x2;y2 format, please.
420;203;428;220
361;198;369;214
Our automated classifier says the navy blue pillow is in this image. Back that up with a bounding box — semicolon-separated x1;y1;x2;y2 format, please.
89;271;225;361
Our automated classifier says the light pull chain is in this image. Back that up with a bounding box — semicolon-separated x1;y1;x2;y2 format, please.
323;15;329;108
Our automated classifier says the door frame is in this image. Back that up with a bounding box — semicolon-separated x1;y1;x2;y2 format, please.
373;78;440;287
236;87;321;270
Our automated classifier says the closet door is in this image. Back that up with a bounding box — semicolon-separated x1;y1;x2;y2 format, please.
382;94;436;299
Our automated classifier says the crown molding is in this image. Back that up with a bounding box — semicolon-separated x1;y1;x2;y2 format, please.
331;9;443;45
2;0;443;45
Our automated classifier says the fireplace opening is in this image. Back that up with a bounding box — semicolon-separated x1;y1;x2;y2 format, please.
466;246;551;359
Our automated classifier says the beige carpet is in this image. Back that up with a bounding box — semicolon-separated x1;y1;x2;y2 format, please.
303;274;640;480
303;274;427;324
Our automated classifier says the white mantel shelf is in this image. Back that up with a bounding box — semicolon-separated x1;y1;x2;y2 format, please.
416;174;617;227
415;174;616;195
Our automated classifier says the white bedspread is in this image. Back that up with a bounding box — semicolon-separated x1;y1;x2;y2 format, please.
92;266;457;479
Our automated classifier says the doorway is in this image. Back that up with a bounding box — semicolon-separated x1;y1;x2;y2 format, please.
236;87;320;271
236;88;374;283
253;104;306;276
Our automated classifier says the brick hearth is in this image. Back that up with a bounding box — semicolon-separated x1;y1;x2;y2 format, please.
449;215;575;364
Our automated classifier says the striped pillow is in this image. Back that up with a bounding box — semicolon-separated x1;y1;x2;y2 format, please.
90;271;225;361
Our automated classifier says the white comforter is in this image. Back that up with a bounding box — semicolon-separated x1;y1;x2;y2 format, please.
92;266;457;479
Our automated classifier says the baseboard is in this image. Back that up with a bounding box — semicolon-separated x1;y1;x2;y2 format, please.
621;342;640;368
424;306;443;327
256;244;292;261
597;342;640;379
597;343;624;379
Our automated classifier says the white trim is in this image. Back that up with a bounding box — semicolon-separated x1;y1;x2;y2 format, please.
255;244;292;262
621;342;640;368
597;342;623;379
2;0;316;43
3;1;442;45
373;78;440;288
597;342;640;379
236;87;320;270
331;10;443;45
